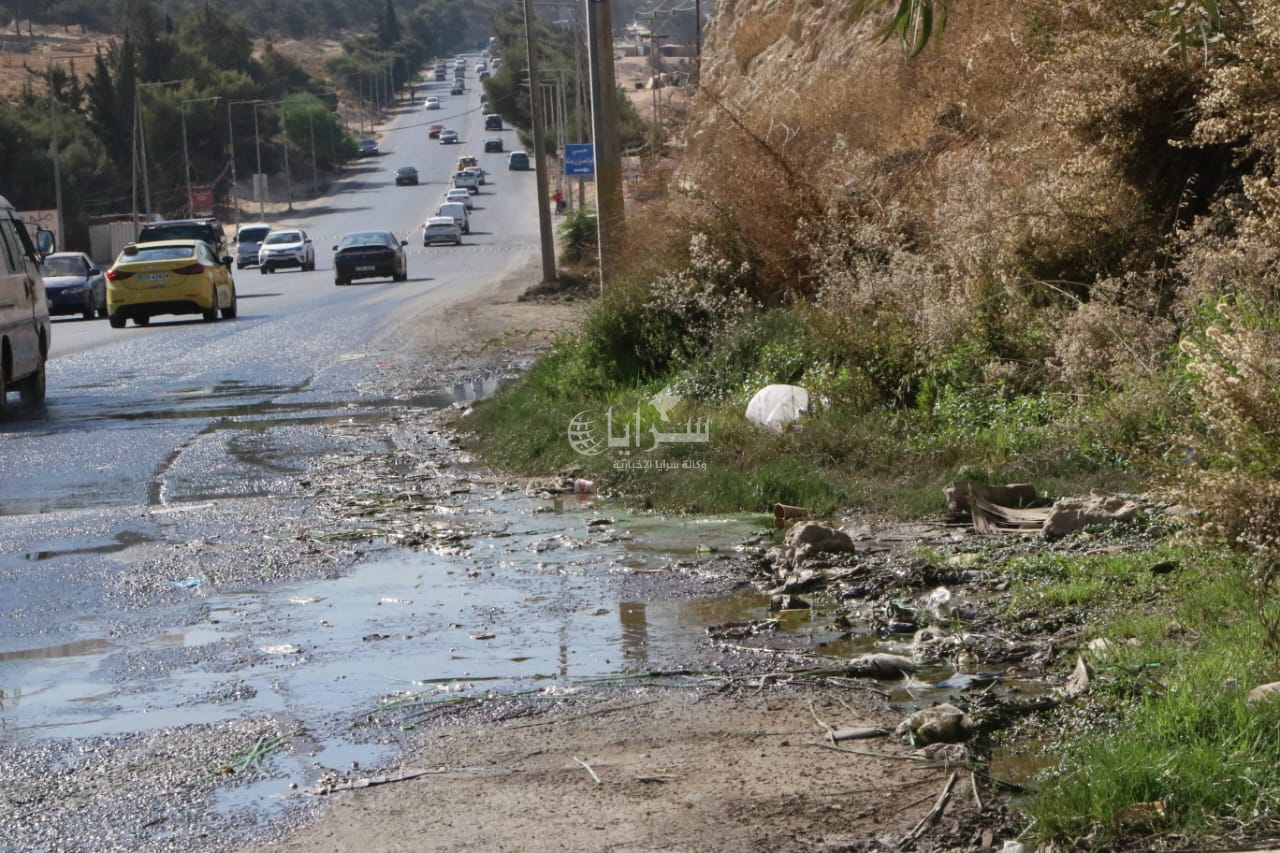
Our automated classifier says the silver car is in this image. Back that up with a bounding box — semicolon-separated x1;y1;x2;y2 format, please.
422;216;463;246
234;223;271;269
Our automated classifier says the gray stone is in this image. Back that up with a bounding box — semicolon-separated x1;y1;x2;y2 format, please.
1043;490;1139;540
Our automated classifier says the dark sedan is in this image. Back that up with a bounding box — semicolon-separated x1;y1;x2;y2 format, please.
39;251;106;319
332;231;408;285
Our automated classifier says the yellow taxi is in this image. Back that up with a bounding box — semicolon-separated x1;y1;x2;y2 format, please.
106;239;237;328
455;154;478;172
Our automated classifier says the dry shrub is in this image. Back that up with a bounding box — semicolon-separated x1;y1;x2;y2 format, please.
730;7;792;71
1052;288;1176;388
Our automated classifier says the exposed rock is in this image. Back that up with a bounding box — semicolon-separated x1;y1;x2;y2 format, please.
1042;490;1139;540
785;522;854;558
745;384;810;432
1246;680;1280;704
894;703;975;745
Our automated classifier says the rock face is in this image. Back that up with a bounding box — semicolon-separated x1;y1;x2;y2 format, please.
745;384;810;432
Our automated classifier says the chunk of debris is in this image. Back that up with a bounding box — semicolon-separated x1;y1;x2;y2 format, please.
845;653;918;678
745;384;810;432
785;522;854;558
1058;655;1094;697
895;703;975;745
944;480;1039;514
1042;490;1139;540
1246;681;1280;704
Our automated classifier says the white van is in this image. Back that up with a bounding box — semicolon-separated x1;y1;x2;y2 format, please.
436;201;471;234
0;195;52;410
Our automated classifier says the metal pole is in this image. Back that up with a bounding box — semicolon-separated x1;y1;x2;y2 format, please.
309;111;318;195
47;62;64;251
182;104;192;217
227;100;239;228
523;0;557;283
131;85;139;232
283;110;293;212
253;101;264;218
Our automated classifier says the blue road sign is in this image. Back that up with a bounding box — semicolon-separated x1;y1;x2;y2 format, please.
564;144;595;177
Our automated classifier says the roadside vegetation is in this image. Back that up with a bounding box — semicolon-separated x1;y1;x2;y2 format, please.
467;0;1280;847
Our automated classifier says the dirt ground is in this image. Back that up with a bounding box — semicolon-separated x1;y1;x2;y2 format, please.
216;257;1015;853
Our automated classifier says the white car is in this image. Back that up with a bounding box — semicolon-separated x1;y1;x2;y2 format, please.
452;170;479;194
463;165;487;186
422;216;463;246
445;188;474;209
424;96;441;110
258;229;316;273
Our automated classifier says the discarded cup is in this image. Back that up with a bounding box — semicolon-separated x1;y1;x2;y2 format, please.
575;478;595;494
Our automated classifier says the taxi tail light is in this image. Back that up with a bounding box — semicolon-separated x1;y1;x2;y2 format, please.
172;263;206;276
106;269;133;281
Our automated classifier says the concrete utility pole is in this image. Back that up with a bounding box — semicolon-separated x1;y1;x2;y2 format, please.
46;61;64;251
523;0;558;283
586;0;624;280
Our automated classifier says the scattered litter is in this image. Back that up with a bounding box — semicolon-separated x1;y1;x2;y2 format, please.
1059;655;1093;697
923;587;953;620
379;597;413;605
770;593;810;611
166;577;205;589
288;596;324;605
260;644;302;655
845;653;918;678
309;768;441;796
469;633;496;640
574;478;595;494
362;634;391;642
828;726;888;742
745;384;809;432
773;503;808;527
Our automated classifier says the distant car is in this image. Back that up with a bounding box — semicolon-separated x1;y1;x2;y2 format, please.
428;124;444;139
39;251;106;320
484;136;503;153
475;62;487;73
395;165;419;186
463;165;487;186
452;170;479;194
444;188;474;210
138;217;227;256
455;154;479;171
258;229;315;273
422;216;463;247
424;96;441;110
106;239;237;328
436;201;471;234
233;222;270;269
359;138;379;156
484;114;503;131
332;230;407;285
450;82;464;95
478;69;491;81
507;150;530;170
440;129;459;144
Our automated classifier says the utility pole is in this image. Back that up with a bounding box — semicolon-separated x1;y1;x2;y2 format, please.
586;0;624;281
523;0;558;283
181;96;220;218
308;111;318;195
46;61;64;251
253;100;264;218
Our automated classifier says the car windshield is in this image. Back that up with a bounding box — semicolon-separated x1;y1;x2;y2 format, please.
237;226;270;242
40;256;87;276
140;223;217;243
264;231;301;244
125;245;197;263
338;232;391;248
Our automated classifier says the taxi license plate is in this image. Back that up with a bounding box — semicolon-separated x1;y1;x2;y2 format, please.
141;272;167;281
356;265;375;272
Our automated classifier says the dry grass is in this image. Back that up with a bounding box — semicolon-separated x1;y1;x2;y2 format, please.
730;6;793;71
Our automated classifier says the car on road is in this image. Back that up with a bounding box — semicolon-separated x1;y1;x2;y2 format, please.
358;138;380;156
233;222;270;269
39;251;106;320
0;195;51;409
507;150;530;170
484;113;503;131
138;217;227;256
436;201;471;234
452;170;479;194
444;187;474;210
106;239;237;328
395;165;419;186
478;69;491;81
258;229;315;273
424;96;441;110
428;124;444;139
450;82;464;95
422;216;463;246
463;165;487;186
332;230;408;285
484;136;503;153
440;129;459;144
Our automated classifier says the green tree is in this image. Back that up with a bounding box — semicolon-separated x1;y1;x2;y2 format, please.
378;0;402;47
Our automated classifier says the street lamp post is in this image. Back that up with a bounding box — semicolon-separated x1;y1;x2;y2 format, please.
131;79;182;232
227;99;262;230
